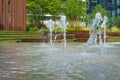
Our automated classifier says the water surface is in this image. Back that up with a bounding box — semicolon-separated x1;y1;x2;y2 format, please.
0;43;120;80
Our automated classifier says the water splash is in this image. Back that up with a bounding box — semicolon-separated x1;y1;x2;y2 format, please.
87;12;107;46
46;18;54;47
58;15;68;49
87;12;108;53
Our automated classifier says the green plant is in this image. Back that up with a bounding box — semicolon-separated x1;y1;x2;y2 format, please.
108;17;116;29
90;4;108;19
115;16;120;28
64;0;86;27
66;26;89;31
53;24;64;32
111;27;120;32
27;24;39;32
66;26;75;30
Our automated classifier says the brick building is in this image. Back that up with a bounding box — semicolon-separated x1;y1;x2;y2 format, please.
0;0;26;31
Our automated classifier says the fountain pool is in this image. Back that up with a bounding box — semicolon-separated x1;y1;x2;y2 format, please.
0;42;120;80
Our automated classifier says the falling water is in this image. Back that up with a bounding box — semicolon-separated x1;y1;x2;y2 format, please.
46;19;54;47
59;15;68;49
87;12;108;53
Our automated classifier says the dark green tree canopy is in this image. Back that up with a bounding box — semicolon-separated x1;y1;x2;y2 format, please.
63;0;86;21
27;0;62;29
90;4;108;19
26;0;87;30
115;16;120;28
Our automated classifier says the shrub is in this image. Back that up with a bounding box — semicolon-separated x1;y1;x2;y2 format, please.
66;26;89;31
27;24;39;32
115;16;120;28
111;26;120;32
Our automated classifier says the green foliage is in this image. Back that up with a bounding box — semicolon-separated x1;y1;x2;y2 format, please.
108;16;120;29
66;26;89;31
27;0;62;30
27;0;87;31
111;27;120;32
90;4;107;19
86;4;108;27
53;24;64;32
27;0;44;30
66;26;75;30
61;0;87;27
107;17;115;28
115;16;120;28
26;24;39;32
64;0;86;21
44;0;62;15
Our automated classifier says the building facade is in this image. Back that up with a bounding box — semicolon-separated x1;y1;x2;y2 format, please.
0;0;26;31
87;0;120;17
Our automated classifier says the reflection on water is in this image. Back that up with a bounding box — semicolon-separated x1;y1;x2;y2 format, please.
0;43;120;80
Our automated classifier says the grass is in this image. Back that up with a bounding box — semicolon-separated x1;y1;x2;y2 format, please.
0;30;41;35
0;30;42;43
0;39;17;43
0;30;120;43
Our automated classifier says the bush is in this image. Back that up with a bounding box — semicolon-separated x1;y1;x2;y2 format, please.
111;26;120;32
27;24;39;32
53;24;64;32
115;16;120;28
107;17;115;29
66;26;75;30
66;26;89;31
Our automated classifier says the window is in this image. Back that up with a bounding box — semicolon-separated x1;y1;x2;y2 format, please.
117;0;120;5
117;8;120;15
91;0;98;3
108;9;112;16
112;0;114;4
108;0;112;3
112;9;116;16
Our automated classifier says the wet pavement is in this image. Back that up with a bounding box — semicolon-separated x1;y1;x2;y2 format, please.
0;43;120;80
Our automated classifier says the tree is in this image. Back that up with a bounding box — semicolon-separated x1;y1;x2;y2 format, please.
86;4;108;27
115;16;120;28
64;0;86;20
44;0;62;15
26;0;62;30
90;4;107;19
27;0;47;30
108;16;115;28
63;0;86;27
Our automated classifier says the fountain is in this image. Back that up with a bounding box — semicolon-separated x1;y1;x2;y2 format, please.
1;12;120;80
101;16;108;46
87;12;107;46
0;42;120;80
58;15;68;49
44;14;68;49
46;18;54;47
